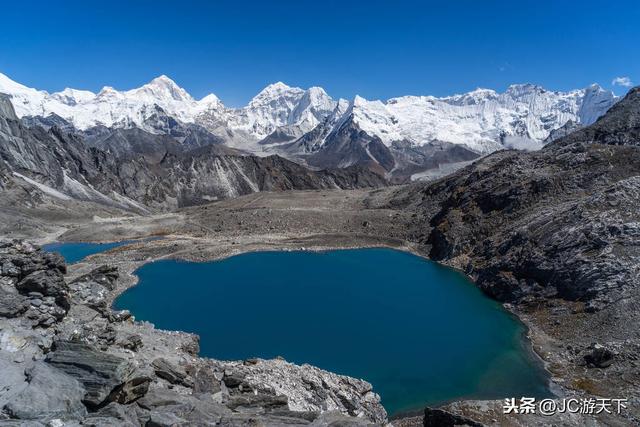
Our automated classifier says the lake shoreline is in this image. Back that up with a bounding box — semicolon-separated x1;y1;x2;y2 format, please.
47;231;555;420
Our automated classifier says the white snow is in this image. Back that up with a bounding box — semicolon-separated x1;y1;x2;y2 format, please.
339;83;618;153
0;72;618;153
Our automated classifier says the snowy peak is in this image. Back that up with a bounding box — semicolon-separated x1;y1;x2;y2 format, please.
51;88;96;106
579;83;616;124
335;83;618;153
223;82;337;140
443;88;498;106
132;75;194;103
249;82;304;108
0;73;36;95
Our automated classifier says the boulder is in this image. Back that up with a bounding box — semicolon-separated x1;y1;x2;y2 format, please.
118;334;143;352
16;270;69;311
69;266;119;311
137;388;231;424
83;402;140;427
146;411;188;427
193;366;222;394
152;358;192;387
0;288;28;317
310;411;377;426
45;341;136;407
108;374;151;404
2;362;86;421
584;343;615;368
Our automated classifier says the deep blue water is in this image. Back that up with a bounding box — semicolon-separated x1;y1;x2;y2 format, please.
112;248;550;414
43;240;138;263
43;238;162;263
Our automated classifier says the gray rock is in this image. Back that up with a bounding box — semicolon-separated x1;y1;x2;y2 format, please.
84;402;140;427
0;289;28;317
16;270;69;311
584;343;615;368
118;334;143;352
2;362;86;421
152;358;192;387
0;356;29;410
226;394;289;413
193;366;222;394
69;266;118;311
108;374;151;404
138;387;231;425
45;341;135;408
146;410;188;427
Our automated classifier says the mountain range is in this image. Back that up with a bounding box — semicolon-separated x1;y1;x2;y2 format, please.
0;73;619;179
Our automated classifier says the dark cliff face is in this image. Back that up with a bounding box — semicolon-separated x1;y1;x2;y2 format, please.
0;96;387;211
555;86;640;146
303;116;396;176
393;86;640;309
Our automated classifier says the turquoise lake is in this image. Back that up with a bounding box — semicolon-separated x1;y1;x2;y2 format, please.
43;240;139;263
111;248;550;415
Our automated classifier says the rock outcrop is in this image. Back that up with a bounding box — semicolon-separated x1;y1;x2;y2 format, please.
0;239;388;425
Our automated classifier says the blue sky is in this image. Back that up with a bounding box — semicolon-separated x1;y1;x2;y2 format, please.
1;0;638;106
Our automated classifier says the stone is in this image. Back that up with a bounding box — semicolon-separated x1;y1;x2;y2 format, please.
152;358;192;387
45;341;135;407
69;266;119;311
226;394;289;412
193;366;222;394
16;270;69;311
584;344;615;368
119;334;143;352
147;411;187;427
2;362;87;421
309;411;375;426
89;402;140;426
108;374;151;404
0;289;28;317
137;387;231;423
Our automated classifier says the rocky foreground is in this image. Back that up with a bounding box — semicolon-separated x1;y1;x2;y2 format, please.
0;239;388;426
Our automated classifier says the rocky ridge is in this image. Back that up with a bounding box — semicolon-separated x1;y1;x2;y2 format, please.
0;239;388;425
0;94;387;212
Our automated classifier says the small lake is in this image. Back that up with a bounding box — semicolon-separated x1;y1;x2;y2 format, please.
43;238;161;263
112;248;550;414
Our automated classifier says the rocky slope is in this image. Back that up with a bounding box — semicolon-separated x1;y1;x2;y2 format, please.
0;239;387;425
397;87;640;310
0;95;387;212
387;87;640;424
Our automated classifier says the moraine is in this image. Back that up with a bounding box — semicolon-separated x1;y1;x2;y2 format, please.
103;247;552;415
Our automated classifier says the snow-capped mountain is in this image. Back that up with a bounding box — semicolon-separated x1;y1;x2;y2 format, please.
307;83;618;154
0;73;336;143
0;72;619;178
225;83;336;139
0;73;222;130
